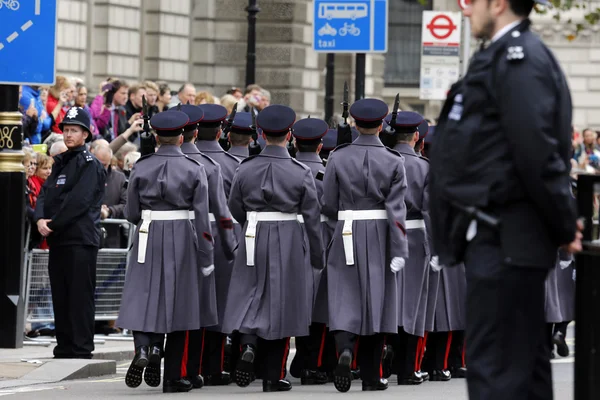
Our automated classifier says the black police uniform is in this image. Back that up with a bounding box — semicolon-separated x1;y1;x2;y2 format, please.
429;19;576;400
34;108;107;359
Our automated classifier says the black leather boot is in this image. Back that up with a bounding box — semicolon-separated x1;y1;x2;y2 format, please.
125;346;149;388
163;379;193;393
263;379;292;392
235;345;256;387
333;349;353;393
143;345;162;387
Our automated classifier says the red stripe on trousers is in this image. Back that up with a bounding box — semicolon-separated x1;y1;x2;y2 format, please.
280;338;291;380
462;336;466;367
181;331;190;378
415;337;423;372
317;325;327;368
443;331;453;370
419;332;429;370
220;335;226;371
379;335;387;378
352;338;360;370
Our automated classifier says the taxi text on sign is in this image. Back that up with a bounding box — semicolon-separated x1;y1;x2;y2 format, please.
312;0;388;53
419;11;462;101
0;0;58;85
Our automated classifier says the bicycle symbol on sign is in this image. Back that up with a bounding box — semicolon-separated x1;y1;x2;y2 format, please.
0;0;20;11
338;22;360;36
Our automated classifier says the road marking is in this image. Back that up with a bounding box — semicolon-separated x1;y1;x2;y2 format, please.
0;386;65;396
35;0;41;15
6;32;19;43
21;20;33;32
551;357;574;364
87;377;124;383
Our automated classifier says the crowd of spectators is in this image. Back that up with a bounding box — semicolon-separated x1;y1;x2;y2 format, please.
571;126;600;176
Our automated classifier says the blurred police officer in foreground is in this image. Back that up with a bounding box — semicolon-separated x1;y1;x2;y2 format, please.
34;107;107;359
429;0;582;398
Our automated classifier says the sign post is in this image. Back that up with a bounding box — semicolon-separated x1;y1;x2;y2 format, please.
457;0;472;76
313;0;388;103
419;11;462;101
0;0;58;348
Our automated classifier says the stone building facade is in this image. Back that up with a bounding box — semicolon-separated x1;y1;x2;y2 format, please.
55;0;599;125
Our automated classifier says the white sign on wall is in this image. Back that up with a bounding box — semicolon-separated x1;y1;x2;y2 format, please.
419;11;462;100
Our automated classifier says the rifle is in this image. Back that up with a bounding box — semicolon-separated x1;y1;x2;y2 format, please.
336;81;352;146
287;115;297;158
218;103;237;151
380;93;400;149
249;107;262;156
139;95;155;157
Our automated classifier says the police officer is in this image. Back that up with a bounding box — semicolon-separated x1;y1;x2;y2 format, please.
322;98;409;393
172;105;237;387
34;106;106;360
384;111;437;385
288;117;330;385
116;111;214;393
222;105;324;392
429;0;582;397
196;104;242;196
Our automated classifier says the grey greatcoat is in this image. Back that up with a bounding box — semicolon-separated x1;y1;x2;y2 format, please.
394;143;434;337
322;134;409;336
181;142;237;330
228;146;249;160
222;145;324;340
296;151;329;325
196;140;241;197
116;145;215;333
545;250;575;323
433;264;467;332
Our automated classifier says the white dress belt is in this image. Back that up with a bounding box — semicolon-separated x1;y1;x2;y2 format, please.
138;210;194;263
406;219;425;230
245;211;300;266
337;209;388;265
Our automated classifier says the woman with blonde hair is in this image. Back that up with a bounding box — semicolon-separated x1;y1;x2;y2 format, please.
220;94;238;115
46;76;72;133
29;153;54;250
194;91;215;105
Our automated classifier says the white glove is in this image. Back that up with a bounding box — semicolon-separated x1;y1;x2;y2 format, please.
559;260;572;269
201;264;215;277
390;257;405;273
430;256;443;272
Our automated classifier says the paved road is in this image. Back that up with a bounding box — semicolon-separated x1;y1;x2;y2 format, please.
0;356;574;399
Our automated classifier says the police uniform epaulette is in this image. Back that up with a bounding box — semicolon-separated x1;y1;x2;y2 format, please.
240;154;259;164
82;150;95;163
506;29;526;63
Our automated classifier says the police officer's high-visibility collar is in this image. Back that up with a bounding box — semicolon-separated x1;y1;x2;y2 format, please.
385;111;424;134
169;104;204;132
198;104;228;128
257;105;296;137
350;98;388;129
230;112;254;135
292;117;328;142
150;110;189;136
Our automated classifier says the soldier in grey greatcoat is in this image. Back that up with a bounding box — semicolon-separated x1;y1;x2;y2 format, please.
546;249;575;358
288;117;330;385
227;111;253;160
222;105;324;393
117;110;215;394
195;103;242;381
172;105;237;388
384;112;438;385
322;98;409;393
196;104;241;196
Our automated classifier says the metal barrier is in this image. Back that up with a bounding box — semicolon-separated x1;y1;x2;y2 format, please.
23;219;134;329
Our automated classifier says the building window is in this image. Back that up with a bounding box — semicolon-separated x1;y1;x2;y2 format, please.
385;0;432;87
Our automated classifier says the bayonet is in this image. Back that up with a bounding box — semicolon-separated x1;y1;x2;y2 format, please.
337;81;352;146
139;94;155;156
381;93;400;149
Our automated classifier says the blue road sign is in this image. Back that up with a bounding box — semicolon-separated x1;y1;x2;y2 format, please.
313;0;387;53
0;0;57;85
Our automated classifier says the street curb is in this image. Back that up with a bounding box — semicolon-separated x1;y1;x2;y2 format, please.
0;359;116;389
92;349;134;362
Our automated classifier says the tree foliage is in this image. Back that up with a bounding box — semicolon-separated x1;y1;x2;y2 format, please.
535;0;600;40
